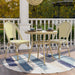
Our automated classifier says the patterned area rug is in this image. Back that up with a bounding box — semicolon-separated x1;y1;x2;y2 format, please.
3;53;75;74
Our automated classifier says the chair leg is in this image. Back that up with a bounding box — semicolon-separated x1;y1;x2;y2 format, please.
15;46;19;60
28;49;32;62
5;44;9;59
37;45;39;58
28;44;33;62
49;44;54;60
43;44;45;64
66;43;70;56
58;44;61;59
5;46;8;59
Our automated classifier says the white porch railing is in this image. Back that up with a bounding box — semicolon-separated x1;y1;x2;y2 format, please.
0;18;75;51
0;18;20;51
29;18;75;46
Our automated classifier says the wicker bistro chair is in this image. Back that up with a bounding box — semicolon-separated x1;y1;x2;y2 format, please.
50;22;72;59
4;21;29;60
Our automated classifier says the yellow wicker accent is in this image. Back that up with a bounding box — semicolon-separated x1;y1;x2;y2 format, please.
4;22;16;40
25;30;57;34
10;40;29;44
27;0;43;6
4;21;29;60
50;39;67;44
58;21;72;39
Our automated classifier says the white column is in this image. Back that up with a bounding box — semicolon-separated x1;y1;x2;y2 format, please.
19;0;30;50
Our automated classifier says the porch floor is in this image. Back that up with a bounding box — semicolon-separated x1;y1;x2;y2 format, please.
0;46;75;75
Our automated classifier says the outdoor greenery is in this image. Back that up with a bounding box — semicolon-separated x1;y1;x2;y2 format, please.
0;0;19;18
0;0;75;18
29;0;75;18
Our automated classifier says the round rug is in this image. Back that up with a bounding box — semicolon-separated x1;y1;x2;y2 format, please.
3;53;75;74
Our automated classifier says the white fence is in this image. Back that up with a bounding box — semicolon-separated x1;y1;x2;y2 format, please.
0;18;75;51
29;18;75;46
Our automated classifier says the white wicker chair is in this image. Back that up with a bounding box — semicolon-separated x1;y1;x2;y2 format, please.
50;22;72;58
4;21;29;60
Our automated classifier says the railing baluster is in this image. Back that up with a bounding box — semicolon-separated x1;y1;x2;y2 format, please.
0;18;74;50
17;20;20;39
3;20;5;52
48;20;50;41
40;20;42;41
70;20;73;46
56;20;59;39
36;20;38;42
52;20;54;47
55;20;59;47
52;20;54;29
67;19;71;45
74;20;75;46
48;20;50;28
44;20;46;30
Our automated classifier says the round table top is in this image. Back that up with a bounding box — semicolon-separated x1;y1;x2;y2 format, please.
25;30;57;35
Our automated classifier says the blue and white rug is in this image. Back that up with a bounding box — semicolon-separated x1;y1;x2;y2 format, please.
3;53;75;74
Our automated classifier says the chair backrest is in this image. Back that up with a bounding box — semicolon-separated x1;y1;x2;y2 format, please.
4;21;23;42
58;21;72;39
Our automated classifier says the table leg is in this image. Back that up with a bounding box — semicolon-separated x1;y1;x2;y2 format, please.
49;34;54;60
66;43;70;57
15;45;19;61
37;45;40;58
37;35;40;58
49;44;54;60
43;34;45;64
58;44;61;59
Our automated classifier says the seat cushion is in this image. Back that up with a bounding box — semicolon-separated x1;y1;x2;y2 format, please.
50;39;67;44
10;40;29;44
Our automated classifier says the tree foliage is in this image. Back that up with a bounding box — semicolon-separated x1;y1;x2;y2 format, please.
29;0;75;18
0;0;75;18
0;0;19;18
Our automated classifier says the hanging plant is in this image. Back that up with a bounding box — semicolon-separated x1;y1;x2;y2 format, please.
27;0;43;6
